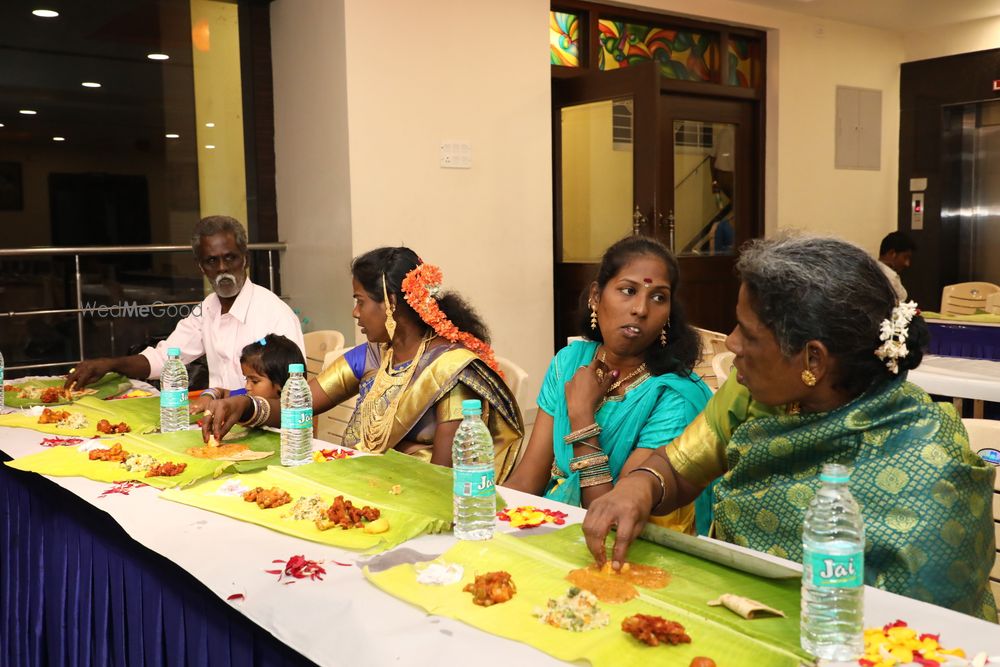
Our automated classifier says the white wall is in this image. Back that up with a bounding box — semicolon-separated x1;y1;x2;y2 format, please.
340;0;553;404
633;0;904;255
904;16;1000;62
270;0;913;408
271;0;356;336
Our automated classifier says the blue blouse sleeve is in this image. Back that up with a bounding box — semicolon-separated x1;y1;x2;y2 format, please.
634;385;703;450
536;354;562;418
343;344;368;380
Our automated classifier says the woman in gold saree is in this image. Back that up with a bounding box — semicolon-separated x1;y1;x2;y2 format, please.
203;247;523;482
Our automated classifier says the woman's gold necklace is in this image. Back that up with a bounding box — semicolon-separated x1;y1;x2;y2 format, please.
357;334;431;452
597;349;649;395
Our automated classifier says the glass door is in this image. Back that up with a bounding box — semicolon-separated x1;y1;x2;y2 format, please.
660;96;757;333
552;63;660;349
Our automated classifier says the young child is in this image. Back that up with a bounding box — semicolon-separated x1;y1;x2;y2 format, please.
192;334;305;412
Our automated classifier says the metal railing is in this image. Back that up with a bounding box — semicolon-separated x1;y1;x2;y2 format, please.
0;243;287;372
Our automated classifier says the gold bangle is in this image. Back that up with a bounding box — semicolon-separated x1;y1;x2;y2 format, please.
630;465;666;510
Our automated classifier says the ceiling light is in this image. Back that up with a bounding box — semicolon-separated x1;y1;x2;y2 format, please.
204;144;216;149
19;109;37;115
147;53;169;61
0;124;5;128
205;122;215;128
81;82;101;88
52;136;65;141
32;9;59;18
165;133;179;139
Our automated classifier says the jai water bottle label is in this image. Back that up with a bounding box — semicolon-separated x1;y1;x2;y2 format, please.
454;468;495;498
160;389;188;409
281;407;313;430
806;546;864;588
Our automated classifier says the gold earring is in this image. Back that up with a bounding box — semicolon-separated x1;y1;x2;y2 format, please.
660;327;668;347
590;303;598;331
382;275;397;340
801;353;817;387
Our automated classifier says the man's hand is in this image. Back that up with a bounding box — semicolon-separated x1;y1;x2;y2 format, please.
64;359;113;389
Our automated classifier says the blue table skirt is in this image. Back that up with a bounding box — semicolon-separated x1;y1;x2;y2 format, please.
927;323;1000;360
0;454;317;667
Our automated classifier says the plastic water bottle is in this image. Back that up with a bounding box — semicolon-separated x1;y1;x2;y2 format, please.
159;347;189;433
280;363;312;466
0;350;5;410
452;399;496;540
801;463;865;661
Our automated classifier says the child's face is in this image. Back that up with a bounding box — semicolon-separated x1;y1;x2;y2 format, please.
242;362;280;399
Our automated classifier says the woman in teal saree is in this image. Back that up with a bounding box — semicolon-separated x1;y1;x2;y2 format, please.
505;237;711;531
583;236;997;621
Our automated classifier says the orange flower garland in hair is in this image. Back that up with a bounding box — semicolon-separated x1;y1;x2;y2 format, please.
401;263;503;376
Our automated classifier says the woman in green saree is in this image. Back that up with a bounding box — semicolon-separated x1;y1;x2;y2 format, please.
203;247;524;482
582;235;997;621
505;237;711;530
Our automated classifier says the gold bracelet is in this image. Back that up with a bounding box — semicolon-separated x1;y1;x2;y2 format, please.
630;465;666;510
569;454;609;473
580;471;613;488
564;423;601;445
574;438;602;452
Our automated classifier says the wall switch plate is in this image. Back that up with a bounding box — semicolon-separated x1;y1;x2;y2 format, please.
440;141;472;169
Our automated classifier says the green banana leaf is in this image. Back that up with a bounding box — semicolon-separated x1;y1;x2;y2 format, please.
289;449;505;526
5;432;220;489
0;395;166;437
160;465;448;553
3;372;132;408
127;427;280;475
366;527;813;667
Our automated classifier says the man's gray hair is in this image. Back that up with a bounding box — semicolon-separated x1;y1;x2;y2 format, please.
190;216;249;257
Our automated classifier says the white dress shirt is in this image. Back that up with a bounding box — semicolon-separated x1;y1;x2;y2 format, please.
878;260;907;302
140;280;305;389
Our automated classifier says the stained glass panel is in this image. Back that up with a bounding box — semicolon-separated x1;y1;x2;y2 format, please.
550;11;580;67
597;20;718;82
727;37;756;87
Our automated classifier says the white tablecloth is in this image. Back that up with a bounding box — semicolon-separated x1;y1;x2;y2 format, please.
2;422;999;666
908;355;1000;403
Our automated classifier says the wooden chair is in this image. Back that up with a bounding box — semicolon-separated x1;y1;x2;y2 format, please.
986;292;1000;315
313;346;355;444
711;351;735;386
693;327;729;391
940;282;1000;316
303;330;345;379
496;356;530;408
962;418;1000;620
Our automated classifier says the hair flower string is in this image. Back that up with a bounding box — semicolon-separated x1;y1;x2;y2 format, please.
875;300;919;374
402;263;503;376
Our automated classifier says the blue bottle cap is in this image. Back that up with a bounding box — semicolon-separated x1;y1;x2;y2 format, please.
288;363;305;373
167;347;181;356
461;399;482;415
819;463;851;484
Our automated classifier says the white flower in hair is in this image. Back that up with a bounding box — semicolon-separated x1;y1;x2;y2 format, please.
875;300;919;374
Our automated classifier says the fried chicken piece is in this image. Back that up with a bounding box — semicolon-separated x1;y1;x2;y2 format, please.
242;486;292;509
316;495;381;530
40;386;67;403
464;571;516;607
621;614;691;647
145;461;187;477
96;419;131;434
89;443;130;462
38;408;70;424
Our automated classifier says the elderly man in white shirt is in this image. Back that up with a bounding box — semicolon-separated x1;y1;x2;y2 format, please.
65;216;304;396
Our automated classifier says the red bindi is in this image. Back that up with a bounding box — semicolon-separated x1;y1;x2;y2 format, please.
643;278;652;283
